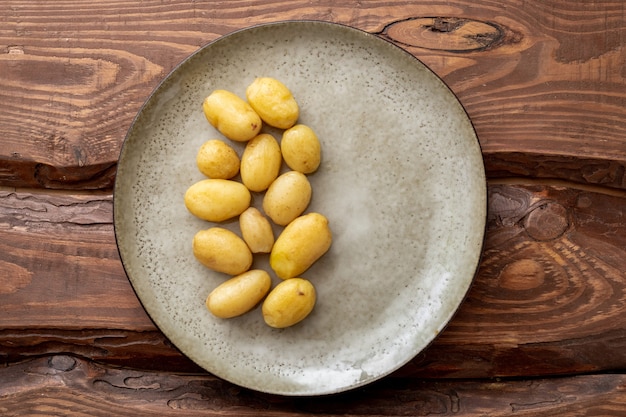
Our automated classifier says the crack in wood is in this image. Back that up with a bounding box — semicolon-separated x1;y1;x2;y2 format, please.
0;191;113;228
511;398;562;412
427;17;466;33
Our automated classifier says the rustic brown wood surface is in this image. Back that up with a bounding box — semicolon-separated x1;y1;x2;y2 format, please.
2;355;626;416
1;0;626;415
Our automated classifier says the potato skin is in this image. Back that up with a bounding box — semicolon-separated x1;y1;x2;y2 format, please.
270;213;332;279
281;124;321;174
196;139;240;179
239;207;275;253
193;227;252;275
206;270;272;318
262;171;312;226
184;179;251;222
203;90;262;142
246;77;299;129
262;278;316;328
240;133;282;192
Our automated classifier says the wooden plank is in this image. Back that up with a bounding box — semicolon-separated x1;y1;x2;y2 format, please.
0;190;153;329
1;1;625;189
1;183;625;378
1;355;626;416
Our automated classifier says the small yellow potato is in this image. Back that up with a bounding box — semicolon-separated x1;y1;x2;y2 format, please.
246;77;299;129
240;133;282;192
196;139;240;179
184;179;251;222
193;227;252;275
202;90;262;142
262;171;312;226
239;207;275;253
206;269;272;319
262;278;316;328
281;124;321;174
270;213;332;279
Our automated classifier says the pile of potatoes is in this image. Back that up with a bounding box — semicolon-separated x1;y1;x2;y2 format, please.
184;77;332;329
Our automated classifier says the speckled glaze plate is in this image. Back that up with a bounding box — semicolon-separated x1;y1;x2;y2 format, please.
114;21;486;396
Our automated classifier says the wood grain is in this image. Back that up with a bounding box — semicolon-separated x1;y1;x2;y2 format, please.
1;355;626;416
2;183;625;379
0;190;152;329
1;0;625;189
2;0;626;412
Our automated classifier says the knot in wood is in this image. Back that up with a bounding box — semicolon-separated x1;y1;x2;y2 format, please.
48;355;77;372
524;202;569;241
384;17;503;52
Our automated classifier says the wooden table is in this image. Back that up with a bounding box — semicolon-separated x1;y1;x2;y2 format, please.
2;1;626;414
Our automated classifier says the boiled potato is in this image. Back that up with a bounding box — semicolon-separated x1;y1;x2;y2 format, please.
240;133;282;192
206;269;272;318
184;179;251;222
262;171;311;226
262;278;316;328
246;77;299;129
281;124;321;174
270;213;332;279
239;207;275;253
203;90;262;142
196;139;240;179
193;227;252;275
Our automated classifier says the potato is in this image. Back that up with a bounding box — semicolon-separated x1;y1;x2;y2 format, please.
196;139;240;179
239;207;275;253
206;269;272;318
246;77;299;129
270;213;332;279
240;133;282;192
202;90;262;142
262;171;312;226
281;124;321;174
262;278;316;328
193;227;252;275
184;179;251;222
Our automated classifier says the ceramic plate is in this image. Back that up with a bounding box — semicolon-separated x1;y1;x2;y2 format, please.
114;21;486;396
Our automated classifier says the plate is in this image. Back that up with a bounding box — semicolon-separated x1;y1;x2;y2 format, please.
114;20;486;396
